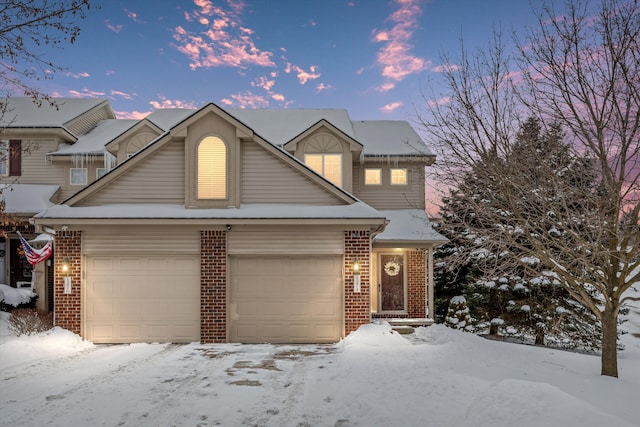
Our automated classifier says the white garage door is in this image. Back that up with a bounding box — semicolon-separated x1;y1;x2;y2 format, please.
229;256;343;343
85;255;200;343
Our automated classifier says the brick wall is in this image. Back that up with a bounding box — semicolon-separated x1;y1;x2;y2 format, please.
54;230;82;334
344;230;371;335
407;249;426;318
200;230;227;343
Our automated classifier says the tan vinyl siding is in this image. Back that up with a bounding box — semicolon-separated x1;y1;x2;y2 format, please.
228;225;344;255
353;163;425;210
79;140;184;206
12;139;65;188
66;104;113;136
241;141;343;205
83;225;200;255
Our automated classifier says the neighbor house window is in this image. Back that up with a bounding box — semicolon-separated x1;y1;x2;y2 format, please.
304;153;342;187
0;140;21;176
390;168;407;185
364;168;382;185
96;168;108;179
197;136;227;199
70;168;87;185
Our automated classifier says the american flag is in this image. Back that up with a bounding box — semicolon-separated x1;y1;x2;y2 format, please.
17;232;53;266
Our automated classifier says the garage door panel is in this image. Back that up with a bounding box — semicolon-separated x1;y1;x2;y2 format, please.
85;255;200;343
230;256;343;343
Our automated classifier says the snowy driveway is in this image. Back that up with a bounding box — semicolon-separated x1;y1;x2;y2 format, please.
1;322;639;427
1;341;339;426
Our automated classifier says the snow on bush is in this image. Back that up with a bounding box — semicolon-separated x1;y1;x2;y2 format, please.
341;322;411;348
445;295;472;330
0;284;35;308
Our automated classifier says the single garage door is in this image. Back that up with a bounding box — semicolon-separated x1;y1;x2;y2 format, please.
229;256;343;343
85;255;200;343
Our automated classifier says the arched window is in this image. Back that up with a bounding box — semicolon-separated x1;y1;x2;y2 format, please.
197;136;227;199
303;133;343;187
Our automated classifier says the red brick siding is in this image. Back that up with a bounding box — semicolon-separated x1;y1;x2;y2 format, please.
344;230;371;335
407;250;426;318
200;230;227;343
53;231;82;334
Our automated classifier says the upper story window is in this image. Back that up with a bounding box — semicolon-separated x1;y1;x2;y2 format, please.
96;168;108;179
303;132;344;187
0;140;21;177
70;168;87;185
304;153;342;187
364;168;382;185
197;136;227;199
390;168;408;185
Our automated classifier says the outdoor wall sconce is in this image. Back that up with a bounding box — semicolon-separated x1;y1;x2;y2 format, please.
61;258;70;273
353;259;361;293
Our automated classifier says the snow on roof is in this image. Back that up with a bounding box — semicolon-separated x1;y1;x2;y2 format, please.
227;109;356;144
352;121;432;156
49;119;137;155
145;109;194;131
1;184;59;214
35;202;386;220
0;98;105;129
375;209;447;244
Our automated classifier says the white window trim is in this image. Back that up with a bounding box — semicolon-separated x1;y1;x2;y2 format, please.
390;168;408;186
70;168;88;185
364;168;382;186
304;153;342;187
96;168;108;179
0;140;8;177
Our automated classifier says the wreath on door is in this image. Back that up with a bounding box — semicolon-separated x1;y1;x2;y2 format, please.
384;260;401;276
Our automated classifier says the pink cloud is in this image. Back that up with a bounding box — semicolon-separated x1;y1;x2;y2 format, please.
115;110;150;120
431;63;461;73
271;93;285;102
372;0;428;84
149;96;198;109
284;63;321;84
125;10;144;24
220;91;270;109
105;20;123;33
110;90;134;100
375;82;395;92
173;0;275;70
64;71;90;79
251;76;275;91
68;89;107;98
315;83;335;93
427;96;450;107
380;101;403;113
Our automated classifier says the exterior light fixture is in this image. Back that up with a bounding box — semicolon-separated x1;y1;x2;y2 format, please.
61;258;70;273
352;258;361;293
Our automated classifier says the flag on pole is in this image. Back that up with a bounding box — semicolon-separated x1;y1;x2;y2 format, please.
17;231;53;266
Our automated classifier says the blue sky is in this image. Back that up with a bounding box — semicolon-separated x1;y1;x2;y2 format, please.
36;0;538;121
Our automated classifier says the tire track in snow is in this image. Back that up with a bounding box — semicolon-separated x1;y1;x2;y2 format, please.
1;343;180;426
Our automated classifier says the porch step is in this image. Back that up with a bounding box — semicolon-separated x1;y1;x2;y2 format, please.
374;318;434;334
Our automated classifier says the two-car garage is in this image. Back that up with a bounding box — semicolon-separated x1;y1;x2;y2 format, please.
81;226;345;344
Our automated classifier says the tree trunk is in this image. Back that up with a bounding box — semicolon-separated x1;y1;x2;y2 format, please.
534;328;544;346
600;308;619;378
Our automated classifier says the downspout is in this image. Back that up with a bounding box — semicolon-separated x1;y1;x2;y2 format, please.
427;246;434;320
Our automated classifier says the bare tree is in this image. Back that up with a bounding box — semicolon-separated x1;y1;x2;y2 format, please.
420;0;639;377
0;0;92;106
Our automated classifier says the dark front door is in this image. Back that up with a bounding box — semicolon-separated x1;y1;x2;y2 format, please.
10;238;31;286
380;254;405;312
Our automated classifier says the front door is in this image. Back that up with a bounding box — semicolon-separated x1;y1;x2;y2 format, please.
379;253;405;312
10;238;31;286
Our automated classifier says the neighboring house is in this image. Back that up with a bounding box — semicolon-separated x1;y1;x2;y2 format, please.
3;97;446;344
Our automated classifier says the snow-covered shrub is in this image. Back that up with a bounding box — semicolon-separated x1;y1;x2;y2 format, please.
0;284;38;312
8;309;53;336
445;296;472;330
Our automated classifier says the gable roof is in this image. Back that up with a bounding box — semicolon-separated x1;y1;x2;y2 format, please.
374;209;447;246
49;119;138;156
0;98;109;130
352;121;433;157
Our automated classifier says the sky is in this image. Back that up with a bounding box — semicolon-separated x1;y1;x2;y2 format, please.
33;0;539;122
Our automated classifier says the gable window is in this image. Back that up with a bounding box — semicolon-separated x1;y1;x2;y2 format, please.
197;136;227;199
364;168;382;185
0;140;21;176
390;168;407;185
304;153;342;187
70;168;87;185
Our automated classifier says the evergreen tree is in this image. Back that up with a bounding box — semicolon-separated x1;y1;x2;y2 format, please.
435;118;601;351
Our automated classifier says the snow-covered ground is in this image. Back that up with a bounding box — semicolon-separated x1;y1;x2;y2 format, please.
1;295;638;427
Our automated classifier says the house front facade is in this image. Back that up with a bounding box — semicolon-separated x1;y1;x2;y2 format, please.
3;98;445;344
